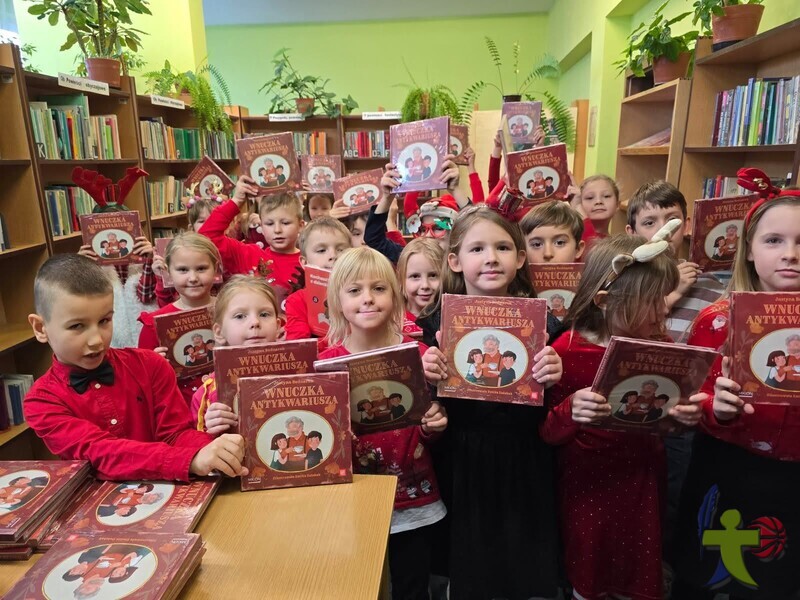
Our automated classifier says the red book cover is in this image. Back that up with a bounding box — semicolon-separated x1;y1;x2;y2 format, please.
506;143;570;201
450;124;469;165
239;372;353;491
37;480;101;552
528;262;584;322
729;291;800;406
153;306;215;379
236;132;301;194
154;238;223;289
332;168;384;216
300;154;342;192
3;531;203;600
184;156;234;199
501;101;543;149
390;117;450;193
79;211;143;266
437;294;548;405
689;194;758;272
314;342;432;435
303;265;331;337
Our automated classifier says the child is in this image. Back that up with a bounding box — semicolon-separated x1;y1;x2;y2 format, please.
270;433;289;470
765;350;787;387
388;394;406;419
138;233;221;406
23;254;247;481
199;175;304;300
498;350;517;386
193;275;283;433
671;174;800;600
540;233;706;600
464;348;485;384
305;193;333;221
396;238;443;339
419;205;564;599
305;431;323;469
318;246;448;600
580;174;620;249
519;200;585;264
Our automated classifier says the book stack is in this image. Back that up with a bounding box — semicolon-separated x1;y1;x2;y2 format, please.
0;374;33;429
43;185;96;237
711;75;800;147
343;130;390;158
139;118;202;160
203;130;236;160
145;176;185;216
292;131;327;155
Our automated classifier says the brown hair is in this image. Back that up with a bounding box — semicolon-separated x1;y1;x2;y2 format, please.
34;254;112;320
626;180;688;229
187;199;216;229
164;232;222;272
580;174;620;201
259;192;303;223
213;275;280;325
396;237;444;302
297;216;352;257
519;200;584;242
564;234;679;341
304;194;333;220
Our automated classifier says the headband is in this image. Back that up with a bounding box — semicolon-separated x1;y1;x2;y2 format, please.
602;218;682;290
737;167;800;230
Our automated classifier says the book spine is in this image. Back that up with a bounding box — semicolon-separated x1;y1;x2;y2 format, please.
742;78;754;145
711;91;722;146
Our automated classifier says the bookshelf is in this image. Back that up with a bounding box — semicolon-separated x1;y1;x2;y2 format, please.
341;115;398;174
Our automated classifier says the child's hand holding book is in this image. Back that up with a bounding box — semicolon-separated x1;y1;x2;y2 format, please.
713;356;755;422
570;387;611;425
190;433;248;478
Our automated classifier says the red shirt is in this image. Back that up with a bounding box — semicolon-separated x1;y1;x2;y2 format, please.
581;218;608;258
402;310;423;339
283;289;328;354
24;348;213;482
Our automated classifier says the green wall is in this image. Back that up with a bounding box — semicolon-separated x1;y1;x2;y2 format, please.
205;14;556;115
558;49;591;106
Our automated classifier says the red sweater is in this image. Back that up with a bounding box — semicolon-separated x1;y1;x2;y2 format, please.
319;338;441;510
283;289;328;353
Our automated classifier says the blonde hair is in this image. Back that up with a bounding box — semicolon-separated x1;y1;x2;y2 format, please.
580;174;620;203
165;232;222;271
297;216;352;257
397;237;444;301
187;199;215;229
259;192;303;222
213;275;280;326
325;247;404;346
565;234;678;340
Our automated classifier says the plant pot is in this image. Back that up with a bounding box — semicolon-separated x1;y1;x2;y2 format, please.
712;4;764;51
295;97;315;115
652;52;691;85
694;36;714;60
84;57;121;87
502;94;522;103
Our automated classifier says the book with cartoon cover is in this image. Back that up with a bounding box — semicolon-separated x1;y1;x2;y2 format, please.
236;132;300;194
506;143;570;202
450;124;469;165
390;117;450;193
184;156;234;199
528;262;584;322
303;265;331;336
689;194;758;272
501;101;543;150
79;211;143;266
331;168;384;216
300;154;342;192
153;306;215;379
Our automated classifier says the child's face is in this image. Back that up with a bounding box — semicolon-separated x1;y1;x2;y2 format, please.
169;247;216;304
775;354;787;366
747;204;800;292
349;216;367;247
404;253;440;315
261;207;303;254
339;277;395;335
525;225;583;263
308;196;332;220
277;438;287;449
187;347;195;356
716;238;725;248
214;289;280;346
389;396;401;406
447;220;526;296
502;355;515;368
30;291;114;371
473;353;483;364
191;209;211;232
581;180;618;222
419;216;451;251
627;203;687;256
302;228;351;270
362;401;373;411
308;437;321;450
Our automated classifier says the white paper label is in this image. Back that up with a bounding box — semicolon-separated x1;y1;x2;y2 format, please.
150;94;185;109
58;73;109;96
268;113;305;122
361;111;401;120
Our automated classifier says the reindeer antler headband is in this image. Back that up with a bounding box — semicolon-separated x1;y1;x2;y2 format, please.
737;167;800;230
602;219;682;290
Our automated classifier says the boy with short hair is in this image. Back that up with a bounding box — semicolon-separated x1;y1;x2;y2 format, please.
305;431;323;469
519;200;585;264
388;393;406;419
499;351;517;386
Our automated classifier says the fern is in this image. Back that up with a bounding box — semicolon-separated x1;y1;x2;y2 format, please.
526;90;576;152
458;81;488;125
485;37;504;95
199;63;232;108
519;54;560;96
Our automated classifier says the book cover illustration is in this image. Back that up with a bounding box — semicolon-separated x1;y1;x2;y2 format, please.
730;292;800;405
450;124;469;165
390;116;450;193
501;101;543;150
154;306;215;379
314;342;432;435
37;480;101;552
331;168;384;216
79;211;143;266
506;143;570;202
303;265;331;336
154;238;223;289
239;372;353;491
300;154;342;192
590;336;718;434
689;194;758;272
437;294;548;405
529;262;584;322
236;132;300;194
184;156;234;199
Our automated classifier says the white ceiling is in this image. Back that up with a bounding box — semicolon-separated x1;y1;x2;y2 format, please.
202;0;555;26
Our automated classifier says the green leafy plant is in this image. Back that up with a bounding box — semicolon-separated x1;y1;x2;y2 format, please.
142;59;185;96
530;91;576;152
397;62;462;123
614;1;699;77
691;0;764;35
74;48;144;76
20;44;40;73
181;64;233;135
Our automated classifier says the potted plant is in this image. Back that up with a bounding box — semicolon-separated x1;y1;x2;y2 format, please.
27;0;151;87
397;63;462;123
692;0;764;51
614;1;699;85
142;60;186;97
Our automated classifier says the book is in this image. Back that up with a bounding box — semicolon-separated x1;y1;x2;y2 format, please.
689;194;758;272
303;265;331;336
79;211;143;266
3;531;204;600
343;129;390;158
390;117;450;193
528;262;584;322
184;156;234;199
729;292;800;406
236;132;301;194
437;294;549;405
314;342;433;435
450;124;470;165
153;306;215;379
300;154;342;192
501;101;543;150
0;212;9;251
590;336;718;434
506;143;570;202
37;480;101;552
238;372;353;491
623;127;671;148
153;238;223;289
331;167;384;216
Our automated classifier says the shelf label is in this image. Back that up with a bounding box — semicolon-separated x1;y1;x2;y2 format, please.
150;94;185;109
362;111;401;120
268;113;305;122
58;73;109;96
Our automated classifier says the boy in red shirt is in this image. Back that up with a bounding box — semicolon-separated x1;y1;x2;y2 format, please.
24;254;247;482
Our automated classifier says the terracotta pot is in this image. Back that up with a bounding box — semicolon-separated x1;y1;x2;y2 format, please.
295;97;315;115
712;4;764;50
84;57;121;87
502;94;522;103
652;52;691;85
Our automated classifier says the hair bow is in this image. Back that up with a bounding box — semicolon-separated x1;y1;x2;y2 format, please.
603;218;682;289
736;167;800;230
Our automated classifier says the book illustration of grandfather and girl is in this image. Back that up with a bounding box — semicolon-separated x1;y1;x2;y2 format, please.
353;382;413;426
94;231;134;260
95;483;172;524
458;331;528;388
308;167;334;191
261;413;334;473
509;116;534;138
519;167;559;200
175;331;215;367
611;377;679;424
757;332;800;391
0;470;49;512
705;221;741;261
397;143;438;184
251;155;290;188
342;184;378;208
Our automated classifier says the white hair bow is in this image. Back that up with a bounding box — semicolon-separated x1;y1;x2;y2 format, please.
604;218;682;289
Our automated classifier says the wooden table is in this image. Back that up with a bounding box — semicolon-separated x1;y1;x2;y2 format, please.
0;474;397;599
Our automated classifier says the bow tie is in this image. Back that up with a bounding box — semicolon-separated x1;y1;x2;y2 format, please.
69;362;115;394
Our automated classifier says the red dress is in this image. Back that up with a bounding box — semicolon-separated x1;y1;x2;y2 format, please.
541;330;666;600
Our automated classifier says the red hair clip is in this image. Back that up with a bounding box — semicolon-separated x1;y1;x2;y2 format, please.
737;167;800;230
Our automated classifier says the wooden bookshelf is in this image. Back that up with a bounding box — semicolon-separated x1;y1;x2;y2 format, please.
341;114;398;174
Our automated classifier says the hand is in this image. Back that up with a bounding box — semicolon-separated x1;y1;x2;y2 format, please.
153;346;168;359
532;124;545;147
492;132;503;158
713;357;754;421
464;147;476;172
675;261;701;297
669;392;709;428
204;402;239;435
532;346;562;388
422;334;448;384
387;198;399;232
232;176;259;206
328;199;350;220
248;213;261;229
78;245;99;261
422;401;448;433
381;163;402;195
131;236;153;258
440;154;459;189
301;181;313;194
570;387;611;424
190;433;248;477
566;172;580;200
152;253;167;277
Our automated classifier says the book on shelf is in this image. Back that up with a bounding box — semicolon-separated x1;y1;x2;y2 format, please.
291;130;328;155
701;173;790;199
79;211;143;266
689;194;759;272
450;124;469;165
0;212;8;251
154;306;215;379
0;374;33;427
331;167;384;216
343;129;390;158
528;262;584;322
145;176;185;216
624;127;671;148
506;142;570;201
203;130;236;160
151;227;186;239
300;154;342;192
236;133;301;194
140;118;203;161
390;117;450;193
44;185;96;237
